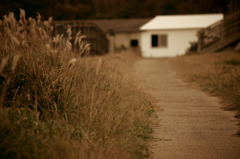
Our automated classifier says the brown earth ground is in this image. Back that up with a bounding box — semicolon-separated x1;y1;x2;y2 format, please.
134;56;240;159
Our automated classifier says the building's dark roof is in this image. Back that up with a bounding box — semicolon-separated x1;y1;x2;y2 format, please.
54;18;151;33
88;18;151;33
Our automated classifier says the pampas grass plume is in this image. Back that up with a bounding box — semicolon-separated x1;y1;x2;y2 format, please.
19;8;27;24
0;55;9;73
96;58;103;75
45;44;51;50
11;54;20;72
74;31;81;45
11;36;20;46
68;58;77;68
66;40;72;52
67;25;72;40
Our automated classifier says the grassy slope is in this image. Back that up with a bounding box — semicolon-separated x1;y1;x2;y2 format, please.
0;11;153;159
170;51;240;118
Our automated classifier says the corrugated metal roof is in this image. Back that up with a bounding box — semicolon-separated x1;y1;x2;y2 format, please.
140;14;223;30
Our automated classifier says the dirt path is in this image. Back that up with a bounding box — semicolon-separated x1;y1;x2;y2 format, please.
134;58;240;159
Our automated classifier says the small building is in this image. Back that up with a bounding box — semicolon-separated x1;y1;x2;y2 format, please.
90;18;151;53
140;14;223;57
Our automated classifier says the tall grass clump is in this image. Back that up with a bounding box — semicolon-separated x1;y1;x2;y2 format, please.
0;10;153;159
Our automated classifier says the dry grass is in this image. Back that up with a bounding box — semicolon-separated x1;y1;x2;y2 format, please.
0;10;153;159
170;51;240;116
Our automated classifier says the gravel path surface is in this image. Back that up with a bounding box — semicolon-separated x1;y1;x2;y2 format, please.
134;58;240;159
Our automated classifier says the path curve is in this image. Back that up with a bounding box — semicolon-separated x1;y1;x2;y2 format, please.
134;58;240;159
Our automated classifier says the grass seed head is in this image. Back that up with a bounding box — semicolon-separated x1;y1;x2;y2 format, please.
11;54;21;72
11;36;20;46
43;21;49;28
53;34;60;45
74;31;81;46
66;40;72;52
45;44;51;50
29;17;37;36
48;17;53;25
67;25;72;40
0;55;9;73
37;12;41;25
83;43;91;55
96;58;103;75
19;8;27;24
8;12;17;31
68;58;77;68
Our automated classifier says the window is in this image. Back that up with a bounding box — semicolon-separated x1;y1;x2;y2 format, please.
151;34;168;47
130;40;138;47
160;34;167;47
151;35;158;47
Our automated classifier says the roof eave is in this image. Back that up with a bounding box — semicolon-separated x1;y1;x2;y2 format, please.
140;27;204;31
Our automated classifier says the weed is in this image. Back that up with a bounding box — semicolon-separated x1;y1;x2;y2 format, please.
0;10;153;159
224;59;240;66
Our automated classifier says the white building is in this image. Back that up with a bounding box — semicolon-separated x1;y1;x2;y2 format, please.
140;14;223;57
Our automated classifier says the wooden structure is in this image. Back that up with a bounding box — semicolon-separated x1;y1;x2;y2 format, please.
53;21;108;55
198;0;240;53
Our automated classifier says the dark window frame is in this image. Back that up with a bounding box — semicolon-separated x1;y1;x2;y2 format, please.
151;35;158;47
130;39;138;47
151;34;168;48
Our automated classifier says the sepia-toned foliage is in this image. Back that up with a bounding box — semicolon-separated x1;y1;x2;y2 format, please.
0;10;154;159
0;0;223;20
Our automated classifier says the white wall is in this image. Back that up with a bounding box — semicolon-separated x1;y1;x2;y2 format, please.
115;32;141;50
140;29;199;57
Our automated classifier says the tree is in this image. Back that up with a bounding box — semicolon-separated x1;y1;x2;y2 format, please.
0;0;224;20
